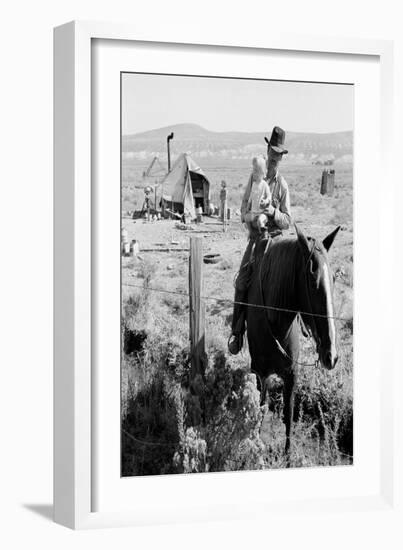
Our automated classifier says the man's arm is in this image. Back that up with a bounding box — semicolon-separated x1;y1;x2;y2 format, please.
265;176;292;230
273;177;291;229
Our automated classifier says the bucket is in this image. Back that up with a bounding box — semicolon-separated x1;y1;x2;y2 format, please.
121;228;129;254
130;239;139;256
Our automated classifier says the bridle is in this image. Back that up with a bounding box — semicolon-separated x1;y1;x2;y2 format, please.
301;237;322;351
258;236;320;368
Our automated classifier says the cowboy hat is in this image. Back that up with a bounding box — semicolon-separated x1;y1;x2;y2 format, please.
266;126;288;154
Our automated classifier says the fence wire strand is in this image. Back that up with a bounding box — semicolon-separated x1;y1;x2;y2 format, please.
122;281;350;322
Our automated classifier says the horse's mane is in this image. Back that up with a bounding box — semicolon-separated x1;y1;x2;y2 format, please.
258;237;303;325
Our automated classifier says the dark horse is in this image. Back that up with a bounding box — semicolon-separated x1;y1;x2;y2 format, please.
246;224;340;454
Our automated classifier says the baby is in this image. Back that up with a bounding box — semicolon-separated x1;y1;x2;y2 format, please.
242;156;271;234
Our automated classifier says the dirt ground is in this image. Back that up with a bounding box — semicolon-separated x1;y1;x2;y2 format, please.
122;215;245;317
122;204;353;326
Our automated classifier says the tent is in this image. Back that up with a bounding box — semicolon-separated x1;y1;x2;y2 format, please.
158;153;211;219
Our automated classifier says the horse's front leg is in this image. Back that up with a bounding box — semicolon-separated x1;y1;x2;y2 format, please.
251;358;268;407
283;369;296;462
259;376;268;407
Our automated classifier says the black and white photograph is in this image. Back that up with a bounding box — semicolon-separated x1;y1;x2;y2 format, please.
120;72;354;476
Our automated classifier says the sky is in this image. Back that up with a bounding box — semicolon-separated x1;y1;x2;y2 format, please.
122;73;353;136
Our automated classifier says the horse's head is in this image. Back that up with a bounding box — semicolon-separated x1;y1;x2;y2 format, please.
295;224;341;370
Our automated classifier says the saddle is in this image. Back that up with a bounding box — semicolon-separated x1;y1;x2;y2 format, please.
250;229;282;268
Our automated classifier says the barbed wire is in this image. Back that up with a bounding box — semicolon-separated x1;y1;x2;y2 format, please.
122;428;176;448
122;281;351;322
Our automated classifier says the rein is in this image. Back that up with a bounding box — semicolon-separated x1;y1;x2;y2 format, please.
301;238;321;356
258;236;319;368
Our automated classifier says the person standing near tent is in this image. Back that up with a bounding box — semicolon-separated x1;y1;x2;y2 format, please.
228;127;292;355
141;186;154;221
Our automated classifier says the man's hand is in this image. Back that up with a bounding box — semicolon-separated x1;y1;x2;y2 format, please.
256;213;268;230
266;204;276;217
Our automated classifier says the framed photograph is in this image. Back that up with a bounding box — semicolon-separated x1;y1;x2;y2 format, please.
54;21;396;529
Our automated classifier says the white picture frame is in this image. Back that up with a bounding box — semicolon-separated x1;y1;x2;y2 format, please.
54;20;397;530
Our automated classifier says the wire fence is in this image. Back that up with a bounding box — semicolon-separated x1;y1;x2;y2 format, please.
122;281;351;323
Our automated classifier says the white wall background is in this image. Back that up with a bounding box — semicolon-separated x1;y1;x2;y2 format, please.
0;0;401;547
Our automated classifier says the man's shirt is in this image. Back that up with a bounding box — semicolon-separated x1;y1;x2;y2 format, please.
241;170;292;232
266;171;292;231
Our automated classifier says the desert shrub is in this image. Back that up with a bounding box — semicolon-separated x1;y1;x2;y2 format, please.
122;373;183;476
121;292;150;363
173;350;265;473
121;314;190;476
162;292;188;315
293;356;353;460
123;292;145;319
122;261;154;329
204;351;265;471
122;258;161;349
342;263;353;287
335;263;353;288
173;427;208;473
123;327;147;355
121;315;266;476
137;258;157;286
121;292;149;370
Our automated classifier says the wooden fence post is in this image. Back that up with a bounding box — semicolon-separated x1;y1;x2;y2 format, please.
189;236;206;383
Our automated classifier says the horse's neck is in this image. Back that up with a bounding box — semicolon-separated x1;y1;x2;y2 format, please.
270;305;298;341
264;243;302;338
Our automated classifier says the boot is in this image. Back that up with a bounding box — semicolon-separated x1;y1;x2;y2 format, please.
228;240;254;355
228;302;246;355
228;332;244;355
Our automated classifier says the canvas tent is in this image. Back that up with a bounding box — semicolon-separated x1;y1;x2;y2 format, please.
158;153;211;219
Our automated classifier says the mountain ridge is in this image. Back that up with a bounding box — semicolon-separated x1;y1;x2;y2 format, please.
122;123;353;162
124;122;352;140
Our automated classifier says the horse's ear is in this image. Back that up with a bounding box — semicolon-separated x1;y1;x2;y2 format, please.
295;223;310;261
323;226;341;252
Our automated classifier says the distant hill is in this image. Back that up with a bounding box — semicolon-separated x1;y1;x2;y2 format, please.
122;123;353;163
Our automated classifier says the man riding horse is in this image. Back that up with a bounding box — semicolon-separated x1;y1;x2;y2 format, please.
228;126;291;355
